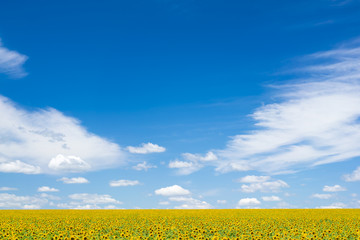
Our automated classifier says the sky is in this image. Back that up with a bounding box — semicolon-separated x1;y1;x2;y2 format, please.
0;0;360;210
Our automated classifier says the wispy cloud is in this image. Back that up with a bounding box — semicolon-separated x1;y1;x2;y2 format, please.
311;193;334;199
0;39;28;78
0;187;17;191
180;40;360;175
0;95;125;174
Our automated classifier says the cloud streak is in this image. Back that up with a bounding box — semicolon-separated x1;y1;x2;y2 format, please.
180;41;360;175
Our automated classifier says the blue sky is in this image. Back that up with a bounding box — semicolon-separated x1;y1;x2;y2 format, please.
0;0;360;209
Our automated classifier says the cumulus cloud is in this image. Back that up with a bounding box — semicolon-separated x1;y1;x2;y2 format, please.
312;193;333;199
132;161;157;171
239;177;289;193
155;185;191;196
58;177;89;184
343;166;360;182
323;185;346;192
109;180;140;187
180;42;360;175
0;39;28;78
37;186;59;192
262;196;281;201
0;95;125;174
0;193;48;209
217;200;227;204
48;155;90;172
237;198;261;208
126;142;165;154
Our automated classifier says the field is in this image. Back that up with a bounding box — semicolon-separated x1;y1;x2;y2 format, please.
0;209;359;239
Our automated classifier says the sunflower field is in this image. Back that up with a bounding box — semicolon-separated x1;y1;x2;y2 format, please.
0;209;359;239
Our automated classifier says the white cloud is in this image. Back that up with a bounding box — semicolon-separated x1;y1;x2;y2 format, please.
193;43;360;175
109;180;140;187
132;161;157;171
39;193;61;201
0;160;41;174
168;160;202;175
323;185;346;192
0;193;48;209
217;200;227;204
343;166;360;182
0;187;17;191
103;205;122;209
37;186;59;192
154;185;211;209
57;202;104;210
262;196;281;201
318;202;346;209
158;201;170;205
169;161;194;168
237;198;261;208
182;151;218;162
126;142;165;154
68;193;122;205
178;152;217;175
168;151;217;175
0;95;125;174
237;175;271;183
312;193;333;199
240;179;289;193
169;196;212;209
58;177;89;184
23;204;41;209
155;185;190;196
48;155;90;172
0;39;28;78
